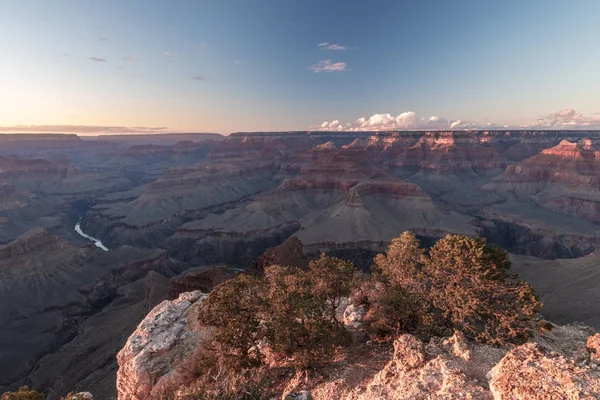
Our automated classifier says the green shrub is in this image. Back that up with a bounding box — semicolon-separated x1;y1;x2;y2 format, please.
358;279;420;338
197;274;266;368
1;386;45;400
181;364;271;400
424;234;542;344
308;253;358;315
263;265;350;369
198;256;357;371
360;232;542;345
362;232;437;338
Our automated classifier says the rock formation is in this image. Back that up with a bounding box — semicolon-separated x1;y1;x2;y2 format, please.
116;291;600;400
5;130;600;399
116;291;210;400
0;228;187;398
485;139;600;223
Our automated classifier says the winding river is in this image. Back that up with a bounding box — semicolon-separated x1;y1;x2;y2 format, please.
75;221;109;251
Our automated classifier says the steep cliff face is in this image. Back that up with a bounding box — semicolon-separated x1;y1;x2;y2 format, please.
485;139;600;223
174;147;475;268
82;159;282;248
0;228;187;398
117;291;600;400
65;131;600;265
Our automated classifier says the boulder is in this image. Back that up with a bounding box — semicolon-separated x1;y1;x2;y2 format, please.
489;342;600;399
342;304;367;329
116;291;211;400
588;334;600;363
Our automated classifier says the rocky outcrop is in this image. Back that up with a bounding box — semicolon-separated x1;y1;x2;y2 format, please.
315;324;600;399
169;266;235;298
489;342;600;399
252;235;309;272
117;291;600;400
342;332;502;399
485;139;600;223
116;291;210;400
65;392;93;400
588;334;600;363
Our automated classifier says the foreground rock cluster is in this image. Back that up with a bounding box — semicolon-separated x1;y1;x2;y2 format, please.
117;292;600;400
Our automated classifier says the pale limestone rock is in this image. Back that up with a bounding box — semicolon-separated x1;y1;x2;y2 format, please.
587;334;600;363
343;304;367;329
284;391;312;400
343;333;498;400
116;291;210;400
489;342;600;399
68;393;93;400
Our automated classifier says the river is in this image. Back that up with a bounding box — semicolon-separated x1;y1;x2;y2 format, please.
74;221;109;251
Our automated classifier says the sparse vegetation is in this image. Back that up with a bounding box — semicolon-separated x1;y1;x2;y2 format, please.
1;387;45;400
424;234;542;344
197;254;356;371
193;233;541;396
197;273;267;368
263;264;350;369
359;232;542;344
181;364;271;400
308;254;358;316
360;231;436;338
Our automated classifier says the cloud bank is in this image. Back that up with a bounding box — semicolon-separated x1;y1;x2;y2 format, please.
309;59;347;73
313;112;493;131
531;109;600;129
0;125;169;134
313;109;600;131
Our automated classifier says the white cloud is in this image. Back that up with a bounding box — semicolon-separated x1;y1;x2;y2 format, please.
312;109;600;131
531;109;600;129
309;59;347;73
313;111;496;131
318;42;349;50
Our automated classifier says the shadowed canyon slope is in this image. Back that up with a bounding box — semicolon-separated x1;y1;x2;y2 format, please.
1;130;600;398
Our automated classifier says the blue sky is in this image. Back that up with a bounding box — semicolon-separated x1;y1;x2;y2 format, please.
1;0;600;133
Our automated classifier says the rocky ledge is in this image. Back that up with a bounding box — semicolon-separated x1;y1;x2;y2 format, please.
117;291;600;400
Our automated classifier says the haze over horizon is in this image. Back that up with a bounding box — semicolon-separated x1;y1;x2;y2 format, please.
1;0;600;134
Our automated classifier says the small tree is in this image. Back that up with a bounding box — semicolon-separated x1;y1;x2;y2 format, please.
1;387;45;400
373;232;430;307
197;274;267;368
308;253;358;315
263;265;350;369
362;232;436;338
424;234;542;344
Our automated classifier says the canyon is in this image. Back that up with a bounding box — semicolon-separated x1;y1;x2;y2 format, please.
1;130;600;398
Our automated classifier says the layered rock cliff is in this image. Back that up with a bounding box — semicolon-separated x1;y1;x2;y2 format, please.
485;139;600;223
0;228;187;398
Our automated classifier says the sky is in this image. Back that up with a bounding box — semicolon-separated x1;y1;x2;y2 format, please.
1;0;600;134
